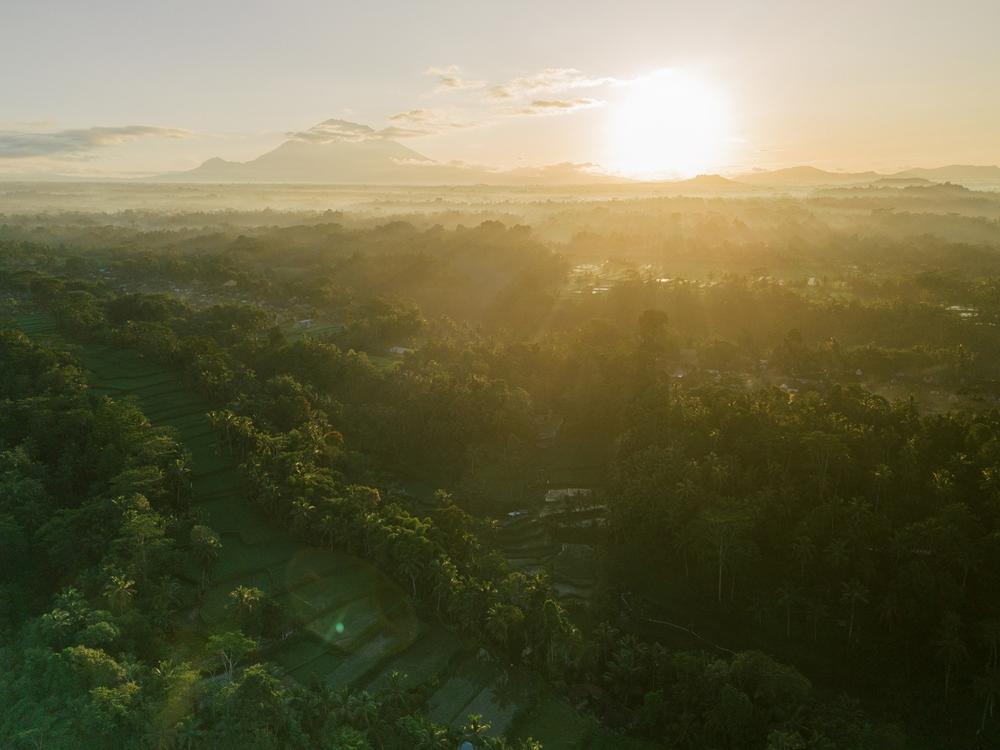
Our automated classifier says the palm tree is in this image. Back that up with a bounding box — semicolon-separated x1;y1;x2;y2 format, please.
790;535;814;578
804;599;828;642
776;583;799;639
747;592;769;626
395;543;424;598
381;670;410;714
429;558;459;614
878;591;901;633
486;602;519;651
979;619;1000;670
229;585;264;631
935;612;968;700
105;574;137;614
173;717;205;750
461;714;491;744
189;524;221;590
290;497;316;534
346;691;380;730
872;463;893;513
603;636;646;700
975;667;1000;735
318;512;338;550
840;579;869;643
165;454;191;508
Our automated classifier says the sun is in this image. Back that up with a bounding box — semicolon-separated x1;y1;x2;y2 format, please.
608;70;730;180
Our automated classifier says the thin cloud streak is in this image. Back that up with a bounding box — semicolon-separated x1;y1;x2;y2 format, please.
424;65;486;92
0;125;189;159
289;116;475;143
509;98;606;116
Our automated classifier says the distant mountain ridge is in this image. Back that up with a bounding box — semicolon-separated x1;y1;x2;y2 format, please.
153;126;628;186
735;164;1000;188
737;166;882;186
894;164;1000;182
149;120;1000;188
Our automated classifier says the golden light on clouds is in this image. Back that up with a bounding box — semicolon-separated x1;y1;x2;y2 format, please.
607;70;730;179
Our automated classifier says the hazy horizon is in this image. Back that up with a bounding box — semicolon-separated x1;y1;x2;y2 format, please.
3;0;1000;181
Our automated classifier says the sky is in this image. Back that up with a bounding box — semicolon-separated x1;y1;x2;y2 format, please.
1;0;999;179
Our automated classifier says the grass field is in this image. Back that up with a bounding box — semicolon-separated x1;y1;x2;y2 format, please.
13;310;605;747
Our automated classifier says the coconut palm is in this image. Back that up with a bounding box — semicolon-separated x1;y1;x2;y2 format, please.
979;619;1000;670
840;579;869;643
975;667;1000;735
776;583;799;639
790;534;814;578
935;612;968;700
189;524;221;590
461;714;491;744
803;599;828;642
104;573;137;614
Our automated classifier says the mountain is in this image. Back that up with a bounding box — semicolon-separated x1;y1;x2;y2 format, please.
737;166;882;187
738;164;1000;189
658;173;752;191
151;121;1000;188
893;165;1000;184
872;177;934;187
153;126;629;186
489;162;630;186
156;137;442;184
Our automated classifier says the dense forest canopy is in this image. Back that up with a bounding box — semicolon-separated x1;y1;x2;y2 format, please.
3;183;1000;748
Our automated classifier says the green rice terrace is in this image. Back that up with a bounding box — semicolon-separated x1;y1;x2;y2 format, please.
11;310;633;748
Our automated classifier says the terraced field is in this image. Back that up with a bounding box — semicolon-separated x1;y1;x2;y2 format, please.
12;313;586;743
14;311;638;746
493;495;604;610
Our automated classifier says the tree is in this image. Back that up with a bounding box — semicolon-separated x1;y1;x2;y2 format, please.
343;690;380;730
840;579;869;643
975;667;1000;735
394;535;429;598
803;599;828;642
395;714;450;750
228;586;265;633
486;602;525;657
380;671;410;716
206;631;256;680
461;714;491;744
776;583;799;639
700;502;752;605
872;463;893;514
164;453;192;510
189;524;222;590
790;535;814;579
103;573;136;615
979;619;1000;671
935;612;968;700
117;494;169;577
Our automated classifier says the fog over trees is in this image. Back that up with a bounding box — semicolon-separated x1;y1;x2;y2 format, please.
1;181;1000;748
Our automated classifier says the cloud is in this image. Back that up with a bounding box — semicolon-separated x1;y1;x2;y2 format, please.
510;98;606;116
0;125;189;159
425;65;485;92
287;119;378;143
388;109;436;124
377;126;432;139
420;65;619;122
288;117;473;143
290;65;631;150
387;109;476;132
486;68;619;100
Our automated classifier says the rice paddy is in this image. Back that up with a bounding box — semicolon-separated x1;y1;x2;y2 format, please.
13;310;605;747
